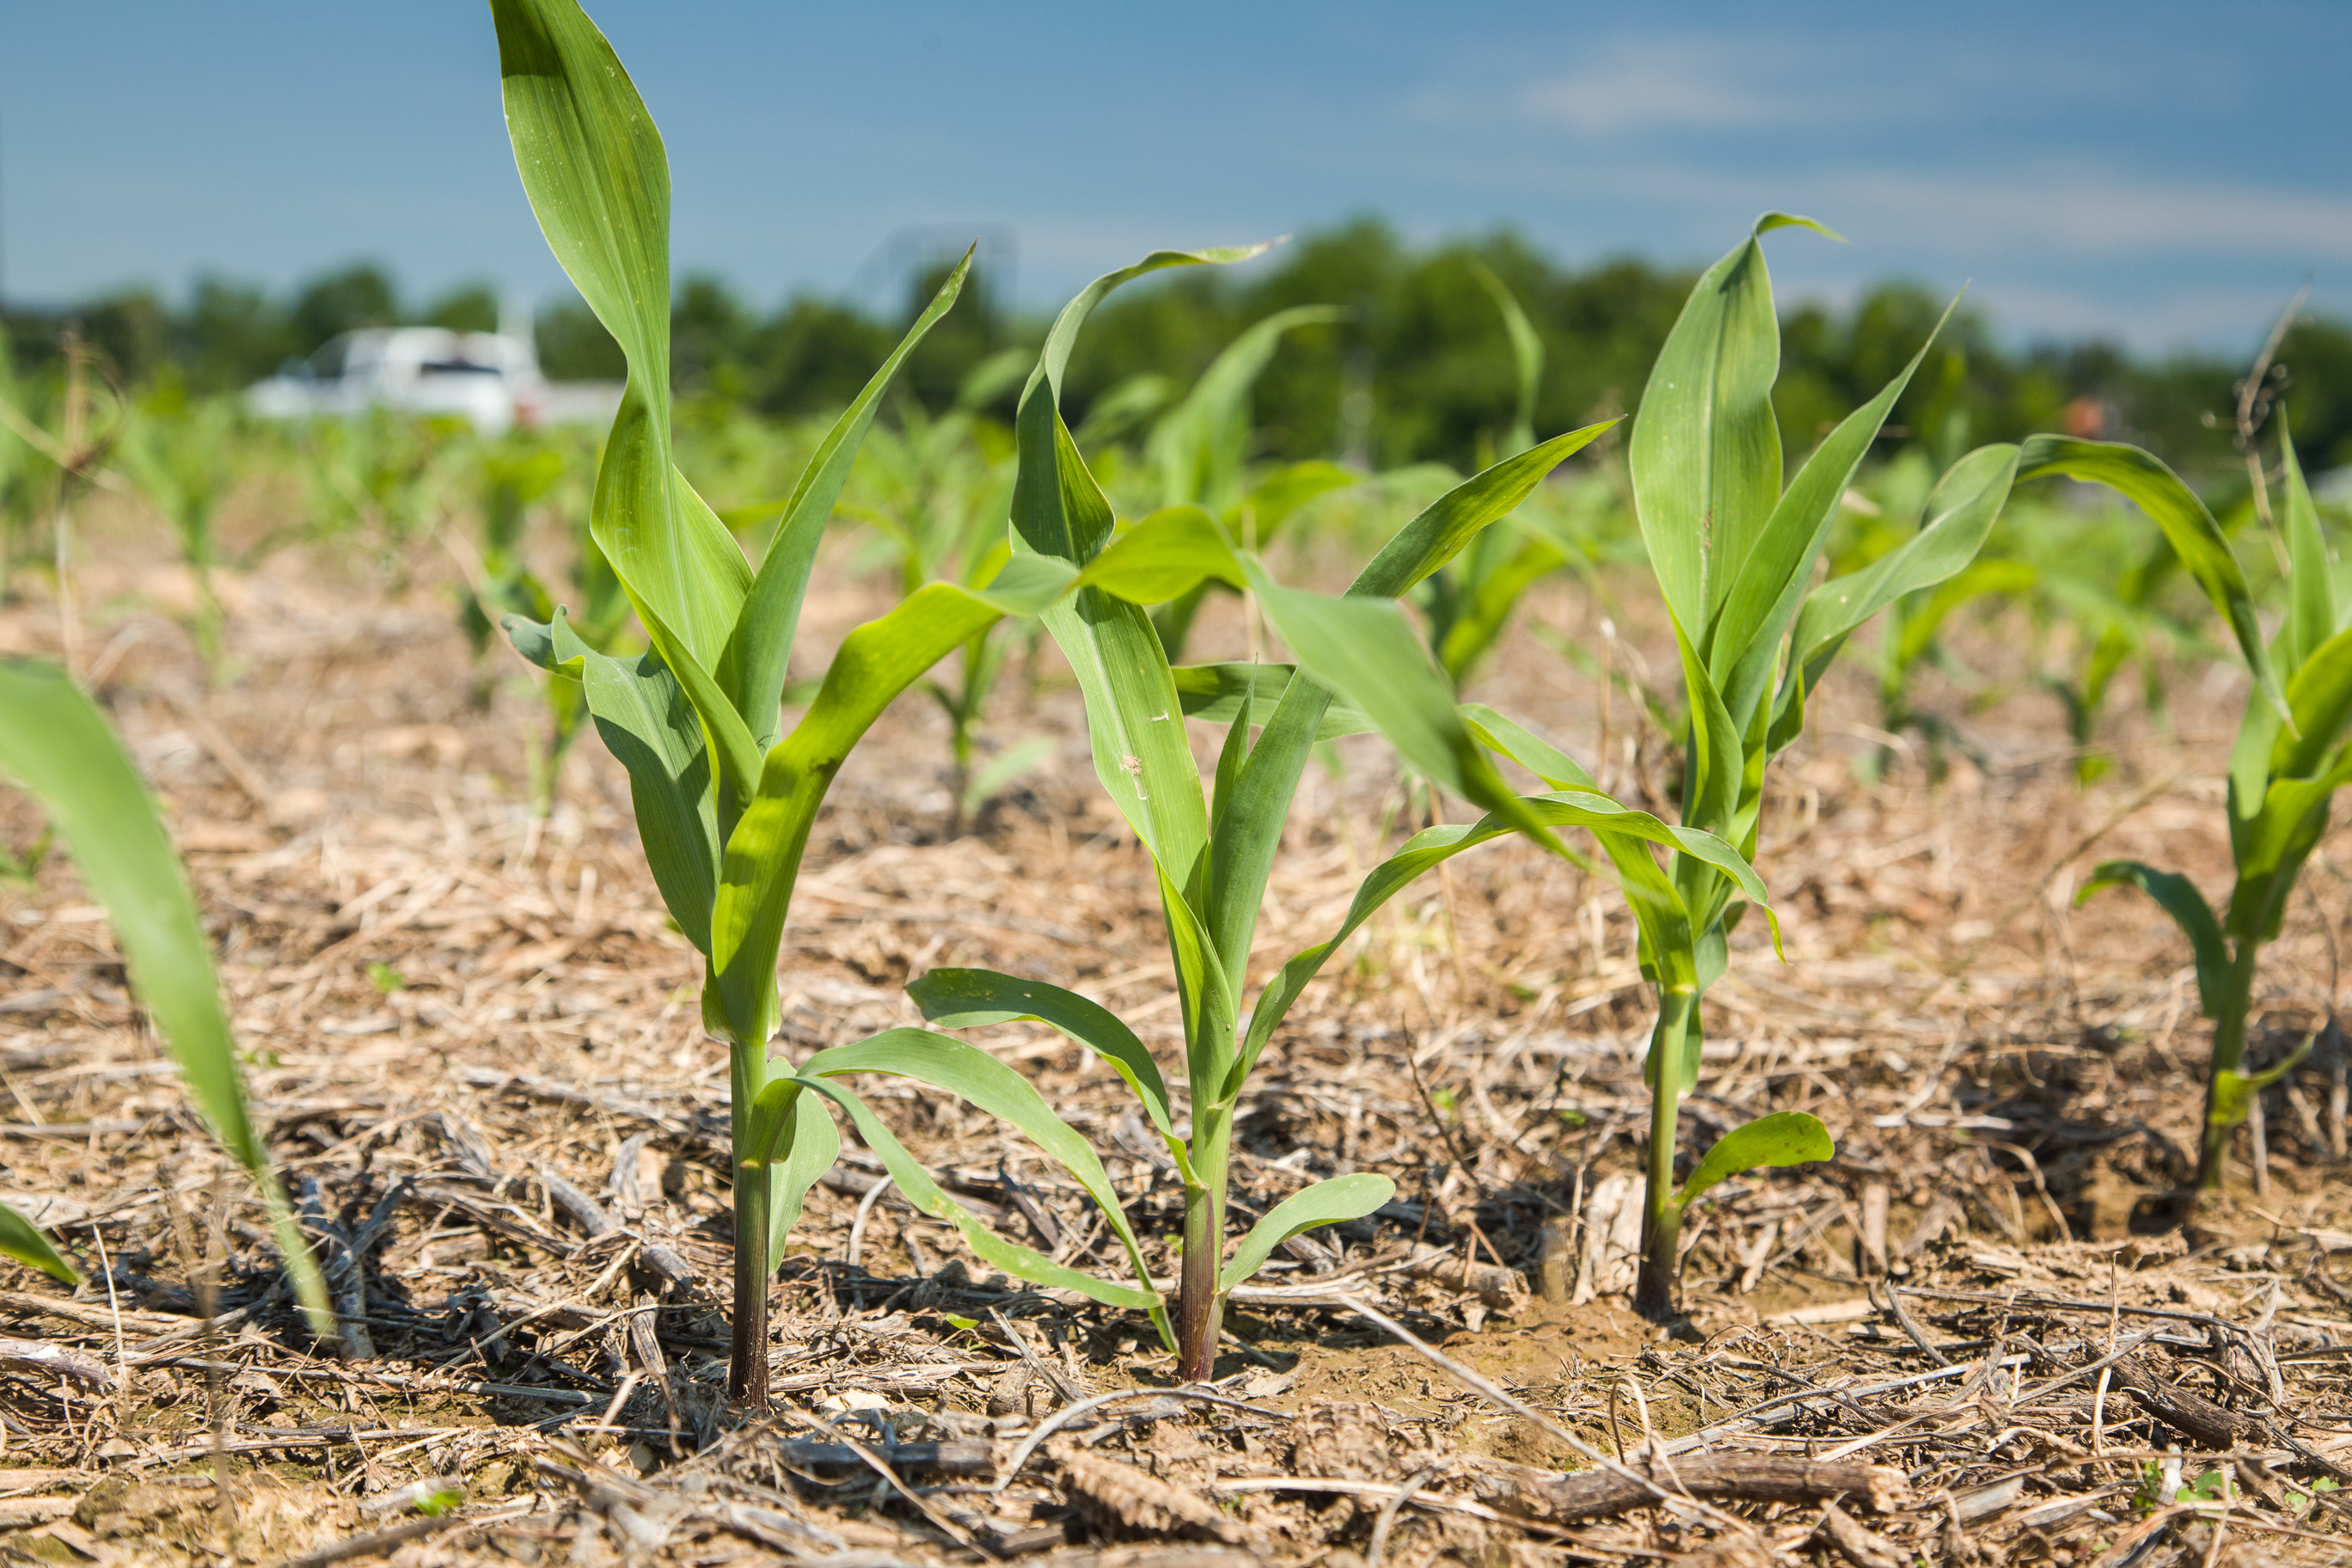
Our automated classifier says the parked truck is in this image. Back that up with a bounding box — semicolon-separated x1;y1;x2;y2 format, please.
247;326;620;434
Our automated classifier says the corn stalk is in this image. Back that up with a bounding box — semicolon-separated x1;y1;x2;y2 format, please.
2066;428;2326;1190
1469;217;2024;1317
487;0;1085;1406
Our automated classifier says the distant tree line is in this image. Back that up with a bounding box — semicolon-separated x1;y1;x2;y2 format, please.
5;217;2347;484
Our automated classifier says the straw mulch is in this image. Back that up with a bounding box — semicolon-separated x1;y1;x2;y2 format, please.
1;529;2349;1566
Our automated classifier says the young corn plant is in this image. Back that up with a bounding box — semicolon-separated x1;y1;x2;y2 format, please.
732;248;1773;1382
456;438;626;812
0;658;334;1338
488;0;1090;1406
1469;217;2024;1316
2066;425;2329;1191
119;395;242;678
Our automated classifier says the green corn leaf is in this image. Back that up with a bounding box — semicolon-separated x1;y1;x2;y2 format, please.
787;1073;1164;1318
1461;703;1601;790
1785;444;2022;724
1630;219;1817;634
1708;296;1962;693
2209;1036;2315;1130
491;0;668;403
0;659;331;1338
1668;1111;1834;1213
1670;614;1744;842
907;969;1177;1143
1030;247;1271;428
2017;437;2288;747
0;1200;78;1286
493;0;750;669
1241;461;1361;541
2279;420;2334;673
1171;664;1374;738
1150;305;1344;512
1352;422;1620;599
2074;861;2230;1021
794;1032;1165;1316
1006;249;1267;897
1038;444;1214;885
1454;708;1781;1075
1208;687;1255;835
1249;567;1583;873
1075;505;1246;603
2226;750;2352;943
719;250;973;749
1008;262;1219;882
739;1077;843;1259
511;610;719;954
1218;1173;1394;1293
1161;861;1243;1106
706;560;1074;1042
1236;791;1771;1081
628;492;763;813
1197;425;1615;981
2271;622;2352;785
1466;260;1542;456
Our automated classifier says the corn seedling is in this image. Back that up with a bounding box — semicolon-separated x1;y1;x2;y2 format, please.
119;395;242;677
2065;426;2331;1190
0;658;334;1339
456;437;623;812
1468;217;2023;1316
488;0;1099;1406
731;242;1767;1383
292;409;454;569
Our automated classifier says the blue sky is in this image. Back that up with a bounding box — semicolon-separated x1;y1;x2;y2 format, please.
2;2;2345;352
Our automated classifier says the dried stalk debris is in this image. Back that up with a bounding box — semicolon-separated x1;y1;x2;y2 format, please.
1;538;2350;1563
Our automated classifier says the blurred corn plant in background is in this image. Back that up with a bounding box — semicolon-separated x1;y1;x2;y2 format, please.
118;392;243;678
289;409;456;571
1136;307;1357;663
453;435;626;812
833;350;1053;828
1413;260;1591;691
2027;506;2210;785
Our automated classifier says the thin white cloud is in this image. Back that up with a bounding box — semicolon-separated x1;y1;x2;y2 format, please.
1493;34;1914;136
1812;165;2352;263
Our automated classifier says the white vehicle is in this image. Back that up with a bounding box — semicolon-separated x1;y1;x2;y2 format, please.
247;326;620;435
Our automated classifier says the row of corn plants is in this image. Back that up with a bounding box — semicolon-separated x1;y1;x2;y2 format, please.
480;0;2352;1387
487;0;1834;1396
4;0;2343;1414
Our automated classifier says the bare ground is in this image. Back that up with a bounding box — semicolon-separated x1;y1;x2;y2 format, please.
2;519;2351;1566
